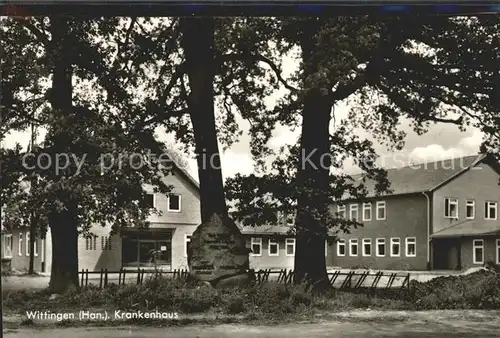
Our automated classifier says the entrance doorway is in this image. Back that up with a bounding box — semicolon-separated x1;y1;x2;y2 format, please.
122;230;172;269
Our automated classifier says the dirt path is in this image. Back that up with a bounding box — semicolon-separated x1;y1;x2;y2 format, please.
4;317;500;338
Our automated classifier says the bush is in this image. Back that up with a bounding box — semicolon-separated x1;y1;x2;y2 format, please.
409;270;500;309
225;296;246;314
4;270;500;319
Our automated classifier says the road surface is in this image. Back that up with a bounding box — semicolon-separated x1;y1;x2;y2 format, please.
4;317;500;338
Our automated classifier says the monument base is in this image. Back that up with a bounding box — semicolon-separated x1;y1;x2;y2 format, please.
188;213;254;288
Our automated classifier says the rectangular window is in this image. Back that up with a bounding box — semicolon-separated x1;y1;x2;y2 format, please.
34;237;38;256
485;201;498;220
349;239;358;256
473;239;484;264
376;201;386;220
405;237;416;257
444;198;459;218
268;239;279;256
376;238;386;257
466;200;475;219
390;237;401;257
122;237;172;268
101;236;112;250
362;238;371;256
349;205;359;221
18;233;23;256
167;194;181;212
3;234;13;258
251;238;262;256
285;238;295;256
286;212;295;226
496;239;500;265
185;235;191;257
337;239;346;256
362;203;372;221
86;235;97;250
145;194;155;208
26;232;30;256
337;205;346;219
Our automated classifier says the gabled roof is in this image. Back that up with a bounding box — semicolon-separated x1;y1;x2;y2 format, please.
345;154;488;198
169;159;199;190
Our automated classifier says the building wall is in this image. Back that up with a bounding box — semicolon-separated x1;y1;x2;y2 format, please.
460;237;499;269
4;228;44;272
144;171;201;225
78;169;201;271
329;194;429;270
78;225;122;271
246;236;295;270
171;225;198;269
432;162;500;233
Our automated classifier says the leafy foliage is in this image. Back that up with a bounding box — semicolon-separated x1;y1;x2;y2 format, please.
225;15;500;233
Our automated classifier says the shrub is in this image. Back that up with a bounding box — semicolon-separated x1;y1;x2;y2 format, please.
176;287;221;313
225;296;246;314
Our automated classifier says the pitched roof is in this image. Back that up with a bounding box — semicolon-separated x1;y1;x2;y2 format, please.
346;154;486;198
431;219;500;238
170;160;199;190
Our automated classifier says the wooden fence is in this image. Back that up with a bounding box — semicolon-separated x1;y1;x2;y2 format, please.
78;268;189;288
79;268;410;289
255;269;411;289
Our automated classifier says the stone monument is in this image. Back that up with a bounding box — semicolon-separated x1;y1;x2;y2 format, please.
188;213;254;288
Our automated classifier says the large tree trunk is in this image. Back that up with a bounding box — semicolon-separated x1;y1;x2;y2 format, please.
294;23;333;292
48;208;79;293
47;17;79;293
28;125;36;275
28;217;36;274
179;18;228;222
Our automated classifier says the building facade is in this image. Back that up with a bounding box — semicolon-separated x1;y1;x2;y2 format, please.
1;227;52;273
78;165;201;271
328;154;500;271
4;154;498;274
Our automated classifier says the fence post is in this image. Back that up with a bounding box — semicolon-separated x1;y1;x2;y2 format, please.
104;269;108;287
99;269;103;289
85;269;89;288
136;268;141;285
80;269;84;287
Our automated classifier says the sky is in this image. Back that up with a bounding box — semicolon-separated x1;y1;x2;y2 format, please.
1;53;484;183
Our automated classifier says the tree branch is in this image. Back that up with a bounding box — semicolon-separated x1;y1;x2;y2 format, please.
217;53;299;92
135;108;189;131
18;18;50;45
113;17;137;70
